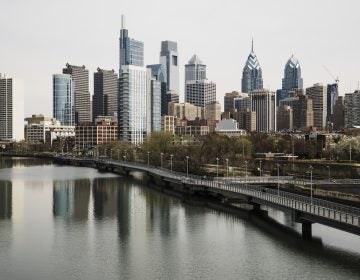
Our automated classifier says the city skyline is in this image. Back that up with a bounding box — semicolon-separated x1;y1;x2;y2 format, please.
1;0;360;117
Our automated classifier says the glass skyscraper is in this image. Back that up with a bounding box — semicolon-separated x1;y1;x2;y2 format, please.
160;41;179;94
118;15;147;144
185;55;206;82
282;55;303;91
241;40;263;93
53;74;75;126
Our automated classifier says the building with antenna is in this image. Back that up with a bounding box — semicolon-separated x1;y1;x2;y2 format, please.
241;39;263;93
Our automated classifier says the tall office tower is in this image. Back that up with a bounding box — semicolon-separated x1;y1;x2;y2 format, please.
250;89;276;132
118;15;147;144
185;55;216;107
119;15;144;70
160;41;179;93
93;68;118;122
277;56;303;106
147;64;167;115
63;63;90;125
0;74;24;141
146;67;162;134
53;74;75;126
224;91;249;112
241;40;263;93
344;90;360;128
277;105;293;131
327;83;339;123
185;55;206;82
234;94;250;111
333;96;345;130
306;83;327;130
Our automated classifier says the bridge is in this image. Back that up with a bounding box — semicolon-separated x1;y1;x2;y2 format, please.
55;156;360;239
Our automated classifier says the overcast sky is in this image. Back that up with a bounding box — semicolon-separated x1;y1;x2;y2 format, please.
1;0;359;116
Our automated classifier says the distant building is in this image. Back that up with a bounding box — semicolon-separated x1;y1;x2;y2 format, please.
204;101;221;121
277;105;293;131
93;68;118;122
160;41;179;94
63;63;91;124
241;40;263;93
185;54;207;82
24;114;75;145
146;67;162;134
168;102;203;121
0;74;24;141
222;109;256;132
250;89;276;132
333;96;345;130
224;91;248;112
344;90;360;128
306;83;327;130
118;15;147;144
147;64;167;115
234;94;251;111
215;119;246;137
161;115;176;134
53;74;75;126
75;116;118;150
327;83;339;124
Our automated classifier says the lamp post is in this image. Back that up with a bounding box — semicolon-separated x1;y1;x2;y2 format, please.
310;165;313;204
244;161;248;187
117;150;120;161
259;160;262;177
147;151;150;166
124;149;127;161
277;163;280;196
170;154;173;172
350;142;352;162
123;155;126;162
186;156;189;178
226;158;229;177
216;157;219;178
326;165;330;182
160;152;164;168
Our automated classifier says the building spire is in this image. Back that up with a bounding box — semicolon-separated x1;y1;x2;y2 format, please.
121;15;126;29
251;37;254;52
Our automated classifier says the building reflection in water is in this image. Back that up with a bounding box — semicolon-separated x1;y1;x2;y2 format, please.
92;177;119;219
52;179;90;221
0;181;12;219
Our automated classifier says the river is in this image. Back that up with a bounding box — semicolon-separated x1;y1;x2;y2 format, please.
0;157;360;280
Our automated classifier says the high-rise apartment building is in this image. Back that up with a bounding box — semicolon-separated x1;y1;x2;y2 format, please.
333;96;345;130
241;40;263;93
306;83;327;130
0;74;24;141
63;64;91;124
160;41;179;94
344;90;360;128
93;68;118;122
53;74;75;126
327;83;339;123
146;67;162;134
250;89;276;132
118;15;147;144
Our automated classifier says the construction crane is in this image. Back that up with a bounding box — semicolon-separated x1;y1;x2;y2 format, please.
322;65;340;84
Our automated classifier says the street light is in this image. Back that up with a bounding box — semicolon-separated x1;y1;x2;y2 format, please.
123;155;126;161
160;152;164;168
216;157;219;178
310;165;313;204
170;154;173;172
147;151;150;166
124;149;127;161
186;156;190;178
259;160;262;177
226;158;229;177
277;163;280;196
326;165;330;182
117;150;120;161
244;161;248;187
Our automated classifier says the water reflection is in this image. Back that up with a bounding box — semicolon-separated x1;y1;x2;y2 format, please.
53;179;90;221
93;177;119;219
0;181;12;219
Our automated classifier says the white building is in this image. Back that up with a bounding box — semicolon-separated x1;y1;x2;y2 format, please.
0;74;24;141
24;114;75;145
215;119;246;137
250;89;276;132
118;65;147;144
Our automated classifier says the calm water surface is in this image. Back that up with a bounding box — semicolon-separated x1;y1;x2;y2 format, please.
0;157;360;280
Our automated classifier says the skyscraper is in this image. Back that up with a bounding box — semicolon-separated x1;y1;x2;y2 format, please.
93;68;118;122
344;90;360;128
0;74;24;141
250;89;276;132
327;83;339;123
241;40;263;93
63;64;91;125
147;64;167;115
53;74;75;126
282;55;303;91
118;15;147;144
185;55;216;108
160;41;179;93
306;83;327;130
146;67;162;134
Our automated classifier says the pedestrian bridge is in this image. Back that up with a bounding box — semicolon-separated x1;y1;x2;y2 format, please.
55;156;360;239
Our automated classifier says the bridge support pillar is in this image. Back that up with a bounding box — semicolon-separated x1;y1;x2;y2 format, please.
301;222;312;240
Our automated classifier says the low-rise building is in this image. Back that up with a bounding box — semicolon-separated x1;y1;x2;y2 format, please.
215;119;246;137
161;115;176;134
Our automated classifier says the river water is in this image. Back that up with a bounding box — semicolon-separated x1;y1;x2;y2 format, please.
0;157;360;280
